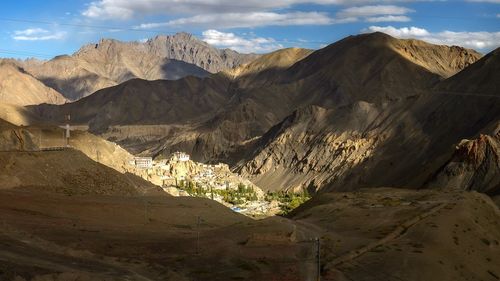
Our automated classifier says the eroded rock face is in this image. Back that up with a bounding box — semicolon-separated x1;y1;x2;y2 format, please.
237;105;383;192
0;127;38;151
241;131;378;192
427;128;500;195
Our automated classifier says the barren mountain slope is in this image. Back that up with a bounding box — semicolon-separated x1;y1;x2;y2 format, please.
390;38;481;78
226;47;313;87
30;74;232;133
436;47;500;95
22;33;257;100
146;32;484;163
0;62;67;106
426;123;500;195
289;188;500;281
0;149;159;195
23;55;117;101
238;45;499;192
0;103;40;126
28;33;490;177
145;33;260;73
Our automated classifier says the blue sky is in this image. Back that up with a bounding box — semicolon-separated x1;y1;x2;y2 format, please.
1;0;499;59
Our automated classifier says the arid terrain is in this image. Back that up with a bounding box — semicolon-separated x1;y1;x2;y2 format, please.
0;30;499;281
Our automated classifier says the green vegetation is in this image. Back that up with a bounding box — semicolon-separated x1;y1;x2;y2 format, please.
179;181;258;205
265;189;311;215
178;180;311;213
214;183;258;205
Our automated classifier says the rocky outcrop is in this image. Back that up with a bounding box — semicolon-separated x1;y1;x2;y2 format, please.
238;105;380;192
426;128;500;195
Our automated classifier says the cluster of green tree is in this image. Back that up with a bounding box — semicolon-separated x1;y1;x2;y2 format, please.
178;180;205;197
214;183;258;205
178;181;258;205
265;190;311;215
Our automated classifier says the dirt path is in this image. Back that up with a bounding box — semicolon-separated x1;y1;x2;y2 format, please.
328;202;449;267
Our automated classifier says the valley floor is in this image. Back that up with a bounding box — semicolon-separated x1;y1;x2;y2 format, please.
0;188;498;281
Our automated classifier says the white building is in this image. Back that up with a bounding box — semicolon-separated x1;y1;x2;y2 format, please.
171;152;190;162
133;157;153;169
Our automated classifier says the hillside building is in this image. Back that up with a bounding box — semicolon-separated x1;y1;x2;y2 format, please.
171;151;190;162
132;157;153;169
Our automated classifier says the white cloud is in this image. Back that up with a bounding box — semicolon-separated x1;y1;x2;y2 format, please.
365;15;411;22
201;29;283;53
336;5;414;22
12;28;66;41
14;28;49;36
135;4;415;29
365;25;500;50
337;5;413;18
82;0;429;19
137;12;336;29
366;26;429;36
465;0;500;3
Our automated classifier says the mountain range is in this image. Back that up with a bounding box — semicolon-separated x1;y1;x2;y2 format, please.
1;31;499;281
24;32;498;196
5;32;257;101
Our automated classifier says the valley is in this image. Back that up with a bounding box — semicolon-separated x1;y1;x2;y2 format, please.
0;28;499;281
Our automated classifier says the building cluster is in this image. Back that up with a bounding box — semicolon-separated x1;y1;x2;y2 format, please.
129;152;247;191
128;152;279;216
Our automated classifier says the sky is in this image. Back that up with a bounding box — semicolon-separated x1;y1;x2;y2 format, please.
0;0;499;59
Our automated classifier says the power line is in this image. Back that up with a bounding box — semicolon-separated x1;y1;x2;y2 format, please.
0;17;330;45
0;49;58;59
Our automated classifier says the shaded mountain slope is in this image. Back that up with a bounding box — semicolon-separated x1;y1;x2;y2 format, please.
148;32;483;163
30;75;232;133
238;92;499;192
436;47;500;95
0;103;41;126
0;120;159;196
0;149;159;196
28;33;494;193
238;45;499;192
0;62;67;106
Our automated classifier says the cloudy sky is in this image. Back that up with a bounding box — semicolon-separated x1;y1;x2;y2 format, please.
1;0;499;58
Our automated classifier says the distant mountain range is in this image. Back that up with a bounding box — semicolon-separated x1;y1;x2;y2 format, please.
2;32;258;102
22;32;499;196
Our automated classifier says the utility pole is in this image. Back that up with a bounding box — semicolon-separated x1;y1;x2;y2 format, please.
316;237;321;281
65;114;71;148
144;200;148;224
196;216;201;255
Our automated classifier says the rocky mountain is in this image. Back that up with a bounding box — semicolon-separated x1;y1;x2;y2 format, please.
238;44;498;192
21;33;258;100
29;32;495;194
426;125;500;195
0;61;67;106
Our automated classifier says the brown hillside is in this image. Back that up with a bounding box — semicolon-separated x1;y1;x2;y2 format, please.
0;62;67;106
